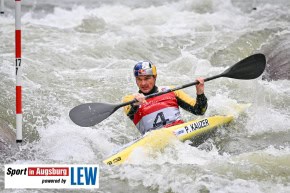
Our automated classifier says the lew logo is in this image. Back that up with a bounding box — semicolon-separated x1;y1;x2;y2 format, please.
71;167;98;186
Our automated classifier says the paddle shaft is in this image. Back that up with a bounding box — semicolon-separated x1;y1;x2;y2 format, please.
116;74;222;109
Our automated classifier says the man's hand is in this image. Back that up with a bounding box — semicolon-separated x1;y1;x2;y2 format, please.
196;77;205;95
133;93;147;106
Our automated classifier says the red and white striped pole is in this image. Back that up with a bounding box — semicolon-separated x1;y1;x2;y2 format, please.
15;0;22;143
0;0;4;14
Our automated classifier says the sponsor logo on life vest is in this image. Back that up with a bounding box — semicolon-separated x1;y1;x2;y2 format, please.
5;164;99;189
174;119;209;136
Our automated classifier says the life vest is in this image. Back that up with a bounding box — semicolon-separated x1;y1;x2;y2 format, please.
133;86;183;134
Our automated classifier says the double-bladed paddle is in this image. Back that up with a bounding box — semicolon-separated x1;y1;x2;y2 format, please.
69;53;266;127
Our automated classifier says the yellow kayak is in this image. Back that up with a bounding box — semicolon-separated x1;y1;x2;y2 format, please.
103;104;250;165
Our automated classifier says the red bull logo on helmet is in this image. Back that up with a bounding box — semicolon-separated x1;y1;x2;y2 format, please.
137;68;150;75
138;69;146;75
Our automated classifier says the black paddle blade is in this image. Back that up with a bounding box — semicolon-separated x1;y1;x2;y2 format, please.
69;103;118;127
222;53;266;79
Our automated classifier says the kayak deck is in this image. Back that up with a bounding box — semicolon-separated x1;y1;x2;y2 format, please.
103;115;233;165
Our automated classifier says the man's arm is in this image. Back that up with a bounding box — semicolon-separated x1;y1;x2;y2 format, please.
123;95;139;120
174;90;208;115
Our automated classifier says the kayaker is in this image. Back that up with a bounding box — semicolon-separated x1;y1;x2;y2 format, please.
123;61;208;135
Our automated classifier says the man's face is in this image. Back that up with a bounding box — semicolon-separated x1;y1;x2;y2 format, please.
136;75;156;94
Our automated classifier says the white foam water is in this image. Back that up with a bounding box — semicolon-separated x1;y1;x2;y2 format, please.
0;0;290;192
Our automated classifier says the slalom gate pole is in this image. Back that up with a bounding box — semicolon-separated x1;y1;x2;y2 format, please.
15;0;22;143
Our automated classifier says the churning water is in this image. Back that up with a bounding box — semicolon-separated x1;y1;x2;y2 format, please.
0;0;290;192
